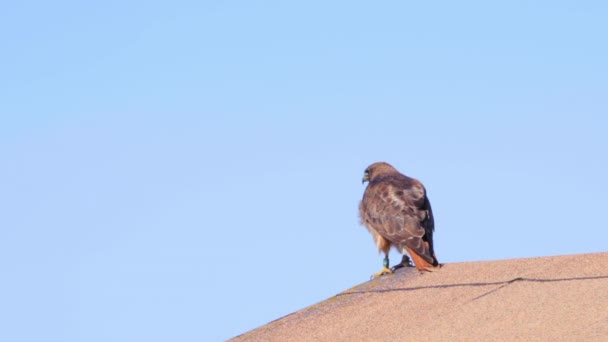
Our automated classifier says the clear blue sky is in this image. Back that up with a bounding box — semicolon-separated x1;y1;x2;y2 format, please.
2;1;607;341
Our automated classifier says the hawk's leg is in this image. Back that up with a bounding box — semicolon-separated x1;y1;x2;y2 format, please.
371;257;393;279
390;255;414;272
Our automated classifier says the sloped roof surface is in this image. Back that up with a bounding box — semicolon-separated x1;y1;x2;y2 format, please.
230;252;608;341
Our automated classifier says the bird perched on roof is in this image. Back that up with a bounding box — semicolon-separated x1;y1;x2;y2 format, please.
359;162;439;278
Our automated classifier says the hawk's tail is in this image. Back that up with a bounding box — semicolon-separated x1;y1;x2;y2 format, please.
406;243;440;272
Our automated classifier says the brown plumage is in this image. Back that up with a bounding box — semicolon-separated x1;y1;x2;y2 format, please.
359;162;439;273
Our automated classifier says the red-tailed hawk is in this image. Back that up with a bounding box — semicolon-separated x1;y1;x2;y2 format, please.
359;162;439;277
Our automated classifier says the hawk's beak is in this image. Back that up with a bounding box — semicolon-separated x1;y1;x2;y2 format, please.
362;174;369;184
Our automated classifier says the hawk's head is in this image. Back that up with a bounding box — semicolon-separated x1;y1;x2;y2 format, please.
362;162;399;184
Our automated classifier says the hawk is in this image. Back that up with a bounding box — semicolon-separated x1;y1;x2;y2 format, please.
359;162;439;277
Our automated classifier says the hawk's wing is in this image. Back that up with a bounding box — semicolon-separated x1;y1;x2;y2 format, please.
361;176;435;264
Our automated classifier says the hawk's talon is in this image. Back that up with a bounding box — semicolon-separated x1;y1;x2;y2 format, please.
391;255;414;272
371;266;393;279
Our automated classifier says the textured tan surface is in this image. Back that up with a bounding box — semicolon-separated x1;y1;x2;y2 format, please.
230;252;608;341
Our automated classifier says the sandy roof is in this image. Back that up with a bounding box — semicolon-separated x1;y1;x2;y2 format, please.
230;252;608;341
